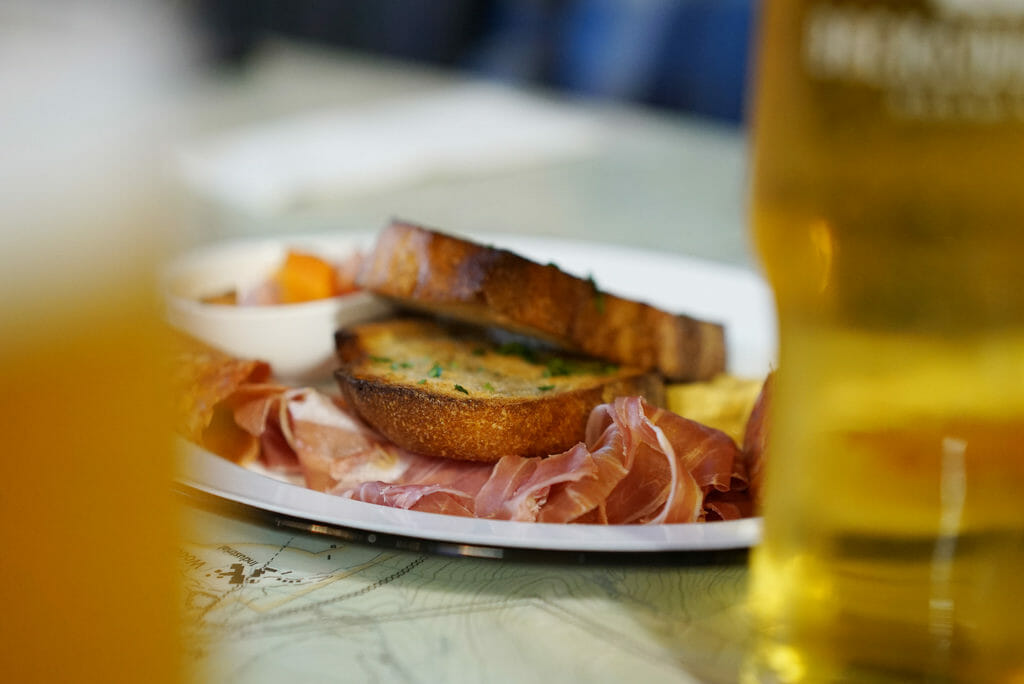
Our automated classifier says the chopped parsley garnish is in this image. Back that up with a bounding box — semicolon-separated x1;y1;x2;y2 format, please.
390;361;413;370
542;357;572;377
483;382;496;392
454;384;469;395
537;384;555;392
417;379;428;385
370;355;393;364
427;362;443;378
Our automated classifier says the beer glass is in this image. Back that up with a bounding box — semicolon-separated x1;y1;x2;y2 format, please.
0;5;184;681
746;1;1024;681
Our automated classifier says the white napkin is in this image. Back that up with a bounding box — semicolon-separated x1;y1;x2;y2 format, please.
177;82;605;216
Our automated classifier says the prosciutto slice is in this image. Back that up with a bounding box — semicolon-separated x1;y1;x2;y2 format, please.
228;387;420;492
170;332;276;464
336;450;495;516
176;347;755;523
475;443;598;521
585;397;745;524
342;482;477;517
342;397;748;524
536;430;629;523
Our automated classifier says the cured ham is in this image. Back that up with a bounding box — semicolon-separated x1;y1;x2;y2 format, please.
194;384;754;523
342;482;477;517
583;397;745;524
229;387;422;492
173;335;759;523
221;390;750;523
475;443;598;521
170;332;276;464
337;450;494;516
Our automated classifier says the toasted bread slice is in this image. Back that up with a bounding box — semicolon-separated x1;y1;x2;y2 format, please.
334;317;664;462
357;221;727;382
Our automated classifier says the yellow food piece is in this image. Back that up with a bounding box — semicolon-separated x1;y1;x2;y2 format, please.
666;374;764;444
272;250;338;303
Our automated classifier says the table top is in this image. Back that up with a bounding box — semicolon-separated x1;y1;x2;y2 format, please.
181;491;752;684
176;40;760;684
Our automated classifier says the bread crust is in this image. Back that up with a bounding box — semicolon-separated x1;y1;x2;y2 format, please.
358;221;726;381
334;318;664;462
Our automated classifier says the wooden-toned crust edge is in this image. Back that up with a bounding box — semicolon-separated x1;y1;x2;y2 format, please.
358;221;727;381
334;370;663;462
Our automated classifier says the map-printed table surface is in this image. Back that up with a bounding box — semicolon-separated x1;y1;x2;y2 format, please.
180;497;753;684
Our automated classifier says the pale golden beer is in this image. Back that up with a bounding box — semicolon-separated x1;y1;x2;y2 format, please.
0;6;185;682
747;0;1024;681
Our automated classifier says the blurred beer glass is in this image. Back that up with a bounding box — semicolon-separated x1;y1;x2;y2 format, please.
0;3;186;681
746;0;1024;681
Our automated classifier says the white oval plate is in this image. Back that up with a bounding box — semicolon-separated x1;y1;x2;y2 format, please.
175;232;776;553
